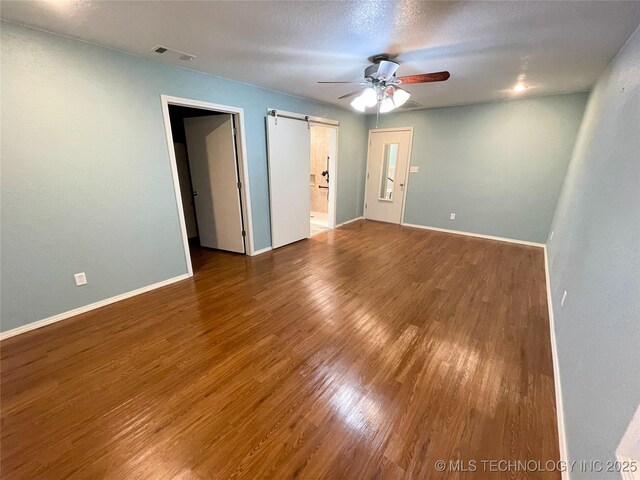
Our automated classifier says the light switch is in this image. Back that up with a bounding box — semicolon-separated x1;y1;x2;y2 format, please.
410;166;419;173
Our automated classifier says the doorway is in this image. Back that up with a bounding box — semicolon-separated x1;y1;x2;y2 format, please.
266;109;338;249
309;125;337;236
364;128;414;224
161;96;254;277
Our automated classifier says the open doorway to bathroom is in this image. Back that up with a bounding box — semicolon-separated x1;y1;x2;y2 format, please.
309;124;337;235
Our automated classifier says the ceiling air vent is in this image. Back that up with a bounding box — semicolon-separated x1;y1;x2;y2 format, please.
151;45;196;62
397;100;423;111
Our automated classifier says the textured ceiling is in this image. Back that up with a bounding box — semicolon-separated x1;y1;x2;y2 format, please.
2;1;639;110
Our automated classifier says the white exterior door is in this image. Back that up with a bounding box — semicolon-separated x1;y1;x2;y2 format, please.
266;115;311;248
184;115;245;253
364;129;413;224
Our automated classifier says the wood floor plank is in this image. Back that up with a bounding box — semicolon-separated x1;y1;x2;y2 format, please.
1;220;559;479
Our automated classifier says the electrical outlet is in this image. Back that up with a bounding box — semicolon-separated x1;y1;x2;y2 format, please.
74;272;87;286
561;290;567;307
450;213;456;220
410;166;419;173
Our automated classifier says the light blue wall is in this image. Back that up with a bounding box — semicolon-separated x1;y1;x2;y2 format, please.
0;22;367;332
547;26;640;476
367;93;588;243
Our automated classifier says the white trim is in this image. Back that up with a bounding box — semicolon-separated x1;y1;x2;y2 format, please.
0;274;189;341
367;127;413;134
160;95;256;275
310;123;339;229
544;246;569;480
363;127;415;225
401;222;545;248
336;216;364;227
399;129;415;225
251;246;273;256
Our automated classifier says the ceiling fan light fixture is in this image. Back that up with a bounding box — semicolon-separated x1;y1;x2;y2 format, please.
393;88;410;107
360;87;378;107
379;96;396;113
350;95;367;112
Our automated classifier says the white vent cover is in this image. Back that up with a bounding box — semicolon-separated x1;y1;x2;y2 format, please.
151;45;195;62
397;100;423;111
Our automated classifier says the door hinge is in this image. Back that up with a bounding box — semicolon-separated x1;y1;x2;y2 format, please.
242;230;246;237
232;127;237;136
237;181;242;189
365;203;367;209
367;172;370;179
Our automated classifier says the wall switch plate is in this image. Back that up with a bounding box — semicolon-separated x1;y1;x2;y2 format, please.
74;272;87;286
410;166;419;173
450;213;456;220
561;290;567;307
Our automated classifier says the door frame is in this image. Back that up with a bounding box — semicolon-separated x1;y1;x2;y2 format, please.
161;95;255;277
309;122;339;229
364;127;415;224
266;109;339;231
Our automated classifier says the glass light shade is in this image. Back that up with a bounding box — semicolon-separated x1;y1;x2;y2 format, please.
350;95;366;112
393;88;410;107
379;96;396;113
360;87;378;107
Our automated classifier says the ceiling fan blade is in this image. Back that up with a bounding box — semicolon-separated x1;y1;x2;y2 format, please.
376;60;400;80
338;88;366;100
318;81;368;84
396;71;450;84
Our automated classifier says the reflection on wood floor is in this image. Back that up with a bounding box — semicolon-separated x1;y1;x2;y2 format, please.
310;211;330;237
0;220;559;479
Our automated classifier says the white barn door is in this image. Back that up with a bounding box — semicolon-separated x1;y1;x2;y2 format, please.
266;115;311;249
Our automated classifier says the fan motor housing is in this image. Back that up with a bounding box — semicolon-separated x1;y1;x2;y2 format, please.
364;57;399;81
364;63;381;80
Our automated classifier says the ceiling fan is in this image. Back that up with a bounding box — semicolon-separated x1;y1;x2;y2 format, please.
318;54;450;114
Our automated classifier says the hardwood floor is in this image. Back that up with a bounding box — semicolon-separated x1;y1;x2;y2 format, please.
0;220;559;479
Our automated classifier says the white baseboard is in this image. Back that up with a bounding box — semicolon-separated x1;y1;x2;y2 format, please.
0;273;190;341
251;246;273;256
401;222;545;248
336;216;364;228
544;246;570;479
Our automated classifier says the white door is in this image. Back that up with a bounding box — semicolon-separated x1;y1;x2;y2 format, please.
365;129;413;224
184;115;245;253
266;115;311;248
